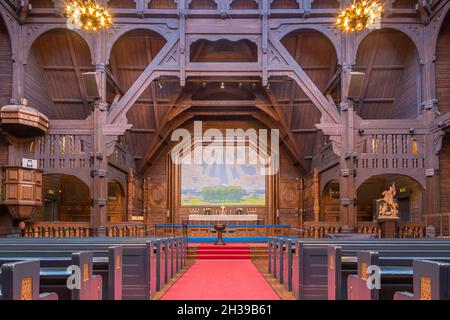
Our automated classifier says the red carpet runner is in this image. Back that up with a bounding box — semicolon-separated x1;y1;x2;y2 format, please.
196;244;251;260
161;260;280;300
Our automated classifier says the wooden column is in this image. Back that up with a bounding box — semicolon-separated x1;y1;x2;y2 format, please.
127;168;134;221
143;177;150;222
338;31;357;229
313;168;320;222
422;21;440;217
90;30;109;235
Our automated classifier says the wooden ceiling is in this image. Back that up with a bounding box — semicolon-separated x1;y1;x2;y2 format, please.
354;29;419;119
276;29;338;161
436;11;450;113
0;3;448;176
0;16;12;107
26;29;94;119
190;39;258;63
109;29;180;164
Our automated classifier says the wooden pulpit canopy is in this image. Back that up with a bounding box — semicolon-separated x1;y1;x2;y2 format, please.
0;100;49;137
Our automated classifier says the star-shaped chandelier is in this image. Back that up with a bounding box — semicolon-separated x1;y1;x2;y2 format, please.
65;0;113;31
336;0;383;32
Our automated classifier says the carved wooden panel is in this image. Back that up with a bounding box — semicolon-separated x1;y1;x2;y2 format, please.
148;180;167;209
279;179;299;209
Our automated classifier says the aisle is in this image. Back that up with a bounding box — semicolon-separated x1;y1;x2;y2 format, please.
161;260;280;300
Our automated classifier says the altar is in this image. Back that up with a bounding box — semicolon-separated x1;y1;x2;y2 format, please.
187;214;259;223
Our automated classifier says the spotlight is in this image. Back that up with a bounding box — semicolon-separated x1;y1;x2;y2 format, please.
220;82;225;89
158;81;163;90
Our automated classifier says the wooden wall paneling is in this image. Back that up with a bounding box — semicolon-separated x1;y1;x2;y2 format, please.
310;0;339;9
436;12;450;113
29;0;54;8
26;29;94;119
270;0;300;9
440;135;450;213
230;0;259;10
320;179;340;222
107;0;136;9
0;15;12;107
188;0;218;10
25;50;57;118
355;29;419;119
148;0;178;9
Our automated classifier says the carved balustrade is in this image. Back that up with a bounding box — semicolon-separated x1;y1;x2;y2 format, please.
34;134;92;177
355;132;426;186
22;221;152;238
302;221;426;238
424;213;450;237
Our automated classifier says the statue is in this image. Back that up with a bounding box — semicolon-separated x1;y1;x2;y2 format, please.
377;182;399;219
220;204;226;214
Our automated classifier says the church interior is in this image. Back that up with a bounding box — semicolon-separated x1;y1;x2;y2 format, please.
0;0;449;302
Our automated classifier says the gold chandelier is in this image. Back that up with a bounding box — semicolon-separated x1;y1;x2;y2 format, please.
65;0;112;31
336;0;383;32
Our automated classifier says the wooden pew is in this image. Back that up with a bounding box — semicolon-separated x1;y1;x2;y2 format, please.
0;237;171;300
282;239;295;291
328;245;450;300
287;238;450;299
163;238;172;284
275;238;283;283
0;246;122;300
0;260;58;300
347;250;450;300
394;260;450;300
0;251;102;300
268;237;274;275
0;236;187;297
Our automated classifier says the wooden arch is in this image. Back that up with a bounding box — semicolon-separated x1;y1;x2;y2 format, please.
106;25;174;64
24;26;95;65
354;26;424;64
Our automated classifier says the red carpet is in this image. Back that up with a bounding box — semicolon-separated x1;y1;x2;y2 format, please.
161;260;280;300
196;244;251;260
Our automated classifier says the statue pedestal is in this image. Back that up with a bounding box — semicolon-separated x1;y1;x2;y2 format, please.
377;218;399;238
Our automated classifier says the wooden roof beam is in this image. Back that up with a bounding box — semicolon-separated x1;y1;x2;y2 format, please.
268;35;340;124
357;33;380;110
257;88;309;172
66;33;89;110
106;36;179;124
138;87;193;174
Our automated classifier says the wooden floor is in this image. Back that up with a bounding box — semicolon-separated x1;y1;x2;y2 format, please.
252;260;296;300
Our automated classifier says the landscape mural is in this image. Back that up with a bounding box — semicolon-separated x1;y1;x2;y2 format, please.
181;162;266;206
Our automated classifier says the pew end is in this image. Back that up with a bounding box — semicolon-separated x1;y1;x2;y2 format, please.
393;260;450;300
0;260;59;300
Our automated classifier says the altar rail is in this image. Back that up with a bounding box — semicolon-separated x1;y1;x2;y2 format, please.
301;221;426;238
424;213;450;237
18;222;154;238
155;224;291;238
